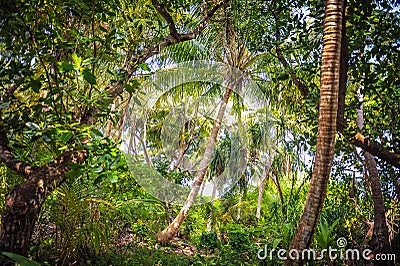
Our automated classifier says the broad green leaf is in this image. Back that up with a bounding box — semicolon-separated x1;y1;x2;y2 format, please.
82;68;96;85
71;53;82;68
58;62;74;73
30;79;41;93
91;167;104;173
59;132;73;143
272;238;282;249
125;79;141;93
138;63;151;72
65;169;82;178
82;58;98;66
109;174;118;183
2;252;41;266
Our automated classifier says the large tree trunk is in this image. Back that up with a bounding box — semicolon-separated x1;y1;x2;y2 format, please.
156;83;233;244
285;0;344;265
0;150;86;258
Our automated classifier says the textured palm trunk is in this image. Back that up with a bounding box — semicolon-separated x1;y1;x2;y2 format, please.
0;150;86;259
156;84;233;244
285;1;344;265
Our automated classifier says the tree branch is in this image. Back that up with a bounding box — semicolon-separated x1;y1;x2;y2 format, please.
152;0;179;38
352;133;400;169
32;149;87;195
80;0;226;126
275;45;309;97
271;12;308;97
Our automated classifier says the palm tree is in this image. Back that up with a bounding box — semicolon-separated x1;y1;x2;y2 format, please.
285;0;345;265
155;15;275;241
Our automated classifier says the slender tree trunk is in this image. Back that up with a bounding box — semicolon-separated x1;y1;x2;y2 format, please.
285;1;344;265
256;158;273;219
207;179;218;230
355;85;393;265
0;150;86;258
156;82;234;244
364;152;393;265
272;171;285;216
237;191;242;220
256;167;268;219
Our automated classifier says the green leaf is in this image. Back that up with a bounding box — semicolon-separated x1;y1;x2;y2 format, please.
26;122;40;130
58;62;74;73
41;133;52;142
72;53;82;68
30;79;42;93
131;96;142;107
2;252;41;266
109;174;118;183
92;129;103;137
0;102;10;109
94;173;106;185
59;132;73;143
272;238;282;249
125;79;141;93
65;169;82;178
91;167;104;173
82;58;98;66
82;68;96;85
138;63;151;72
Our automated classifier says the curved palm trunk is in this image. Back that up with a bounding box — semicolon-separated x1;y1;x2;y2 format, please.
285;1;344;265
156;84;233;244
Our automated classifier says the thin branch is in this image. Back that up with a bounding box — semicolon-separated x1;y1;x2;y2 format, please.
269;7;309;97
152;0;179;38
275;45;309;97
